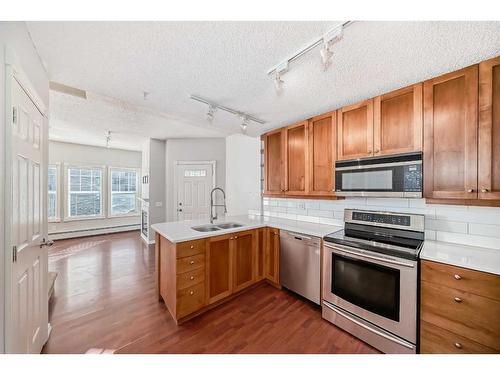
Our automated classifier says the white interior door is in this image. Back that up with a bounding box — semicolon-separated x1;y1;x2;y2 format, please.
8;78;48;353
176;163;214;221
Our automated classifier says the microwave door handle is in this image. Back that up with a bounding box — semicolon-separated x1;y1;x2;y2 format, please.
323;301;415;350
324;243;415;268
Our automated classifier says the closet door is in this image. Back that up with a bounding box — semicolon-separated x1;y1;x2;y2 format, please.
478;56;500;200
423;65;478;200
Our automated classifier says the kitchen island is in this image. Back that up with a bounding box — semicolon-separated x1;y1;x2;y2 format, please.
151;214;340;324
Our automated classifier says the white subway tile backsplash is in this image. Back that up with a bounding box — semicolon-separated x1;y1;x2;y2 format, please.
425;219;468;234
307;209;334;218
468;223;500;238
258;197;500;251
366;198;409;208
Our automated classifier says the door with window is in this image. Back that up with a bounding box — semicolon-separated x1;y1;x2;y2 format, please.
8;77;48;353
176;163;214;221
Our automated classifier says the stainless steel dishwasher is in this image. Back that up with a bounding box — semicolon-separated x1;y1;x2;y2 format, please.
280;230;321;304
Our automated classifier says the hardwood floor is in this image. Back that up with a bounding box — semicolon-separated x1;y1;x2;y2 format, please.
42;231;378;354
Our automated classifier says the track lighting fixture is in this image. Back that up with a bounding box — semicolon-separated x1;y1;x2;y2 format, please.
206;105;217;121
105;130;112;148
267;21;352;90
240;116;250;132
190;95;265;130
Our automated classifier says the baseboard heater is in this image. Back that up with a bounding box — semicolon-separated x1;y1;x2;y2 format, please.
49;224;140;240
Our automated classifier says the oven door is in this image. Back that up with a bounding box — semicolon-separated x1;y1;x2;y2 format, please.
322;242;418;343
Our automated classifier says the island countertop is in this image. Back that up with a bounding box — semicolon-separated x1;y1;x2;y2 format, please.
151;214;342;243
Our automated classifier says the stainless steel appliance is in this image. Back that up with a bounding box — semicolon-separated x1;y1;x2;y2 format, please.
335;152;422;198
280;231;321;304
322;209;424;354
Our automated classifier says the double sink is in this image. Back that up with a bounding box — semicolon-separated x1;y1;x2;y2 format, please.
191;222;244;232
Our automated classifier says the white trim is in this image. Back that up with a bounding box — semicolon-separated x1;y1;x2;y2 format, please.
48;162;61;223
107;166;141;218
63;164;106;221
49;225;141;241
173;160;216;221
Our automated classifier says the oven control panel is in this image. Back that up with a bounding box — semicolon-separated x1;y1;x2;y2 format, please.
351;211;411;227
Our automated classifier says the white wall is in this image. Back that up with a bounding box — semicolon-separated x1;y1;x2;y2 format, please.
0;21;50;353
261;197;500;250
48;141;142;238
225;134;261;216
165;138;226;222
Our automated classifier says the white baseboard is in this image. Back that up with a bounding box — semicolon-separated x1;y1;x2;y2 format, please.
49;224;140;240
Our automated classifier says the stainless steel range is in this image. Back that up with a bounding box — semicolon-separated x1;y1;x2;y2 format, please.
322;209;425;354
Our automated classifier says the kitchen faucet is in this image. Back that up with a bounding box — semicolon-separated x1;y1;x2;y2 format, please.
210;187;227;224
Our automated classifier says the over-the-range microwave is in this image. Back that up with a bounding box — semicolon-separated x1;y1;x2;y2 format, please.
334;152;422;198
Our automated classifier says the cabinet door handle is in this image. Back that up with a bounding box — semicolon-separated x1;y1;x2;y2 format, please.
189;290;194;295
454;297;462;303
190;245;194;249
374;149;380;153
467;189;474;193
454;342;462;349
190;260;195;265
190;276;194;280
454;274;462;280
481;188;489;193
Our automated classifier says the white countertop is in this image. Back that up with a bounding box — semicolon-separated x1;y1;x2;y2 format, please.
420;240;500;276
151;214;341;243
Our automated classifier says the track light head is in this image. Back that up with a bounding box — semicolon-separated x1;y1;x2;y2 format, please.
274;72;284;92
105;130;112;148
206;105;217;121
320;41;333;70
240;116;250;132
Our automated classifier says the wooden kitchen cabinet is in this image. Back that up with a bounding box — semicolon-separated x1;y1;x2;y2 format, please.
420;260;500;353
265;227;280;285
206;234;233;304
284;121;309;195
479;56;500;200
263;129;285;196
256;228;266;281
373;83;423;156
308;112;336;196
423;65;479;200
337;99;374;160
233;230;257;292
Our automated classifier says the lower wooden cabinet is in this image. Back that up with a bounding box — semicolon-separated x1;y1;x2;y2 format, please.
420;260;500;353
265;227;280;285
157;228;272;324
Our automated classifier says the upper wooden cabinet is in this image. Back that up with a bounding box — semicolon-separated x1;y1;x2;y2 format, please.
423;65;479;200
308;112;336;196
284;121;309;195
374;84;423;156
479;56;500;200
262;129;285;196
337;99;374;160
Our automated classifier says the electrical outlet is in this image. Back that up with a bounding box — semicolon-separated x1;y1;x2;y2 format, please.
155;201;163;207
297;201;305;210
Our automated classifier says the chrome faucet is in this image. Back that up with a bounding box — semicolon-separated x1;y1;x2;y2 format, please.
210;187;227;224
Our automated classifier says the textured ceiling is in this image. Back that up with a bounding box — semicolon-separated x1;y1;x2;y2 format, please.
27;21;500;149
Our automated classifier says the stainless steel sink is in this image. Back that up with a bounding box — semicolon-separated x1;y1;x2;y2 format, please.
216;222;244;229
191;222;244;232
191;225;221;232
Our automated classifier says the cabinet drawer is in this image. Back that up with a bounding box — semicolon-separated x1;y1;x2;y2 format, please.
177;282;205;318
177;239;206;259
421;280;500;350
421;260;500;301
420;321;497;354
177;253;205;274
176;268;205;290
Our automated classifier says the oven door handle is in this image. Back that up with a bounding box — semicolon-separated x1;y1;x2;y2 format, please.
323;301;415;350
324;243;415;268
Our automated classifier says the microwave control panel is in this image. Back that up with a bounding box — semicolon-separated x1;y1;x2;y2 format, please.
403;164;422;192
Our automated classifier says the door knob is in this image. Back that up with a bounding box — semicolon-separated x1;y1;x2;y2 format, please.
40;238;54;248
177;209;183;212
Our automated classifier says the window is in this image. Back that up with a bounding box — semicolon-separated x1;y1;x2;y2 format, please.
48;164;58;221
67;167;103;219
109;168;138;216
184;169;207;177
